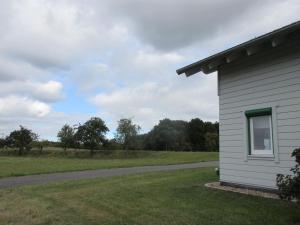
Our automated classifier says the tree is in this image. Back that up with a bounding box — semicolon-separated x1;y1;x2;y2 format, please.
7;126;38;155
187;119;219;151
115;118;141;150
142;118;219;152
0;138;6;148
57;124;75;153
187;118;205;151
105;138;122;151
204;132;219;151
144;119;190;151
75;117;109;156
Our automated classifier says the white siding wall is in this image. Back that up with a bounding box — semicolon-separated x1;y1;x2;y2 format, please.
219;40;300;189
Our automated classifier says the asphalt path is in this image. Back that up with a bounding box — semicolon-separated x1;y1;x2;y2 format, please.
0;161;218;189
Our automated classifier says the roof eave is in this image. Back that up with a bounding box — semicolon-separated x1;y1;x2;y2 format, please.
177;21;300;77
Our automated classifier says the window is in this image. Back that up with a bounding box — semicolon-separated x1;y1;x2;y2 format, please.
245;108;273;156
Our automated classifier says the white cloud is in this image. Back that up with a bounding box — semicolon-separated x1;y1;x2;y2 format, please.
0;96;51;118
0;80;63;102
36;81;64;102
0;111;92;141
90;76;218;132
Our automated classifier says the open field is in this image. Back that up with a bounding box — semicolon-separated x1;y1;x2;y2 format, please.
0;150;218;178
0;168;299;225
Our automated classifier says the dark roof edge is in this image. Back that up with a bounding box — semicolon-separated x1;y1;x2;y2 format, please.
177;21;300;76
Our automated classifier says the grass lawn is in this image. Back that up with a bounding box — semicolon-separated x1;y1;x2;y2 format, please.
0;150;218;178
0;168;298;225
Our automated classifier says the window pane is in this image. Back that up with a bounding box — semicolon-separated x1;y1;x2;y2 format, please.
252;116;272;151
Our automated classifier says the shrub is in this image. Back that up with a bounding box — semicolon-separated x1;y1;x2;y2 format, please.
276;148;300;202
215;167;220;176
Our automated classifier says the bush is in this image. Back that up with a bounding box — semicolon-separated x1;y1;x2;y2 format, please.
276;148;300;202
215;167;220;176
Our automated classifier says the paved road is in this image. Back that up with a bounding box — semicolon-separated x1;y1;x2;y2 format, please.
0;161;218;189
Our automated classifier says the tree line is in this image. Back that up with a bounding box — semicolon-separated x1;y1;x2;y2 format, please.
0;117;219;155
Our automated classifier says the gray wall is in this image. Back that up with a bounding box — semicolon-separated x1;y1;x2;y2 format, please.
219;39;300;189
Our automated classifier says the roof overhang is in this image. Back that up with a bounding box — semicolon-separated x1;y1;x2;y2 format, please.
177;21;300;77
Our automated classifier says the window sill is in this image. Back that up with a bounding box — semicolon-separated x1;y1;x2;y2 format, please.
247;155;275;161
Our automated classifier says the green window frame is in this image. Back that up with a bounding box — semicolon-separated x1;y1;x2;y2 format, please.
245;107;274;155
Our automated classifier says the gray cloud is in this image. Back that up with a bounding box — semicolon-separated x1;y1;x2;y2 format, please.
104;0;263;50
0;0;123;71
0;56;48;82
98;0;300;52
0;0;299;139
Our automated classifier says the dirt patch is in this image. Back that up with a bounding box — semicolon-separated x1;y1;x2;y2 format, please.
205;182;279;199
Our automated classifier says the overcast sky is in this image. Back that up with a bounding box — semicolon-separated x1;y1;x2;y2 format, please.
0;0;299;140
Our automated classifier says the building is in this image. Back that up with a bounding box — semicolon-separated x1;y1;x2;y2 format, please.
177;21;300;191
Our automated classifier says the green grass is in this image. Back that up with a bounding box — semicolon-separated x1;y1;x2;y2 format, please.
0;150;218;178
0;168;298;225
